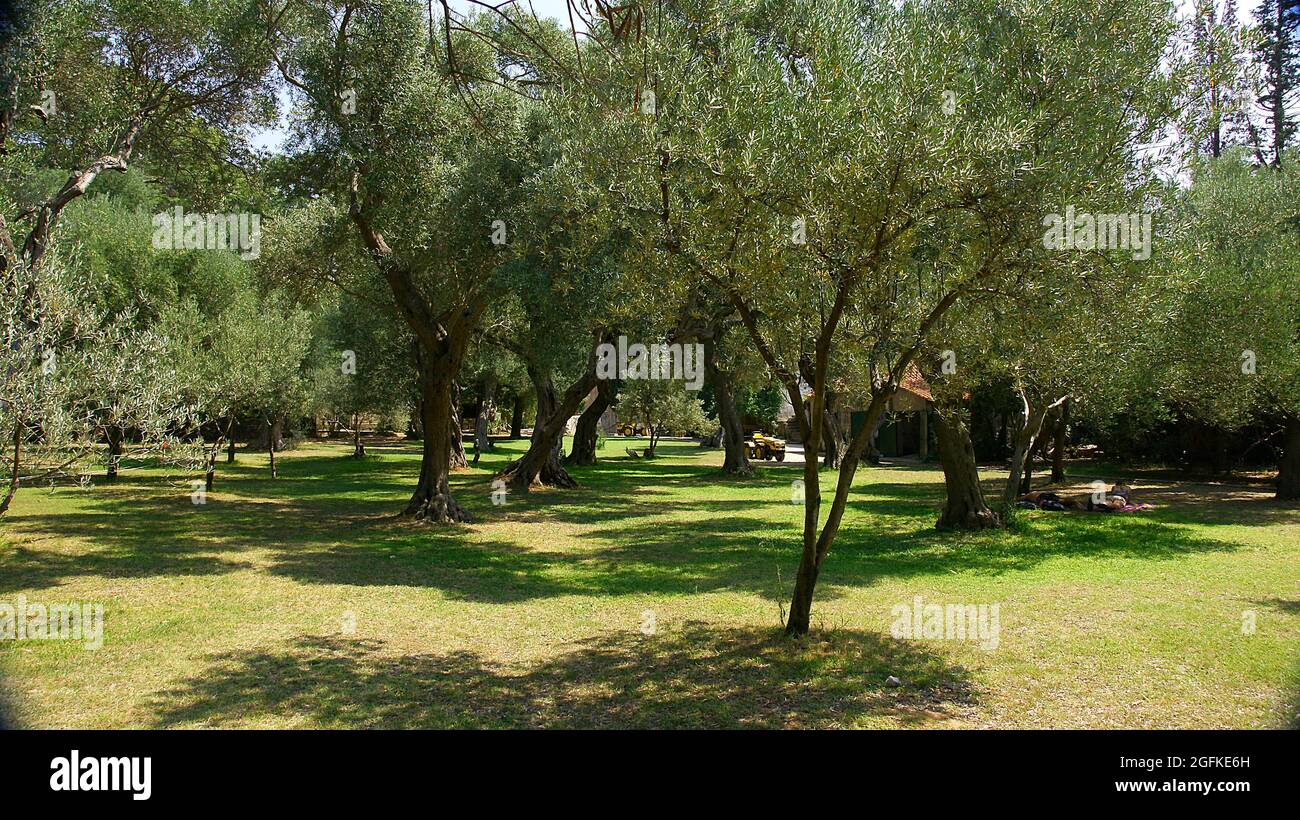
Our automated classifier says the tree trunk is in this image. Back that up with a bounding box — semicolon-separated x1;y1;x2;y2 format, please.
1003;392;1066;507
726;265;962;637
352;412;366;458
1051;398;1069;483
646;424;661;458
1269;0;1286;165
255;417;285;452
405;353;471;522
105;425;123;481
1277;416;1300;501
509;395;524;439
499;361;592;491
267;416;279;479
785;389;892;637
449;382;468;470
822;394;848;470
1019;426;1052;495
566;378;613;466
703;332;751;475
1019;454;1035;495
206;417;233;492
226;416;237;463
864;411;884;464
473;377;496;464
347;168;483;522
22;128;141;274
934;406;1000;530
0;422;20;517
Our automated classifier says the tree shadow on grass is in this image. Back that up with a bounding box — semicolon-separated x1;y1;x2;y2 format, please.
1;487;579;602
1141;494;1300;527
578;496;1250;599
262;511;793;603
851;471;1300;529
1;447;1272;604
0;470;408;589
2;477;787;603
497;462;753;526
4;466;1257;606
1250;597;1300;615
149;622;976;729
216;445;724;524
0;542;258;596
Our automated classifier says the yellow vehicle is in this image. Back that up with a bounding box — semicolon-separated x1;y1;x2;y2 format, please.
615;421;645;437
746;431;787;461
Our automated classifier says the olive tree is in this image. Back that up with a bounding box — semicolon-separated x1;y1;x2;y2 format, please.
564;0;1177;634
262;0;568;520
1161;150;1300;498
309;293;415;458
3;0;274;276
0;242;180;515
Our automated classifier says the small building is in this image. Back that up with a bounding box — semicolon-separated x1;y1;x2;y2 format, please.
853;366;934;460
783;365;935;460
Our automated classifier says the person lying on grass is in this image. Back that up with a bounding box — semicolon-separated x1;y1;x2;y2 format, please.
1018;481;1151;512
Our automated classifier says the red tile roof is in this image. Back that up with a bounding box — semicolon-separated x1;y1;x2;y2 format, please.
899;363;933;402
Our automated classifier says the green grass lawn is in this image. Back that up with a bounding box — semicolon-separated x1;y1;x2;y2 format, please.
1;437;1296;729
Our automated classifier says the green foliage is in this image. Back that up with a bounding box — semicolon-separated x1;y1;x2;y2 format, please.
225;291;314;426
736;384;783;430
1160;149;1300;428
620;377;714;449
1252;0;1300;162
1;242;185;491
21;0;276;169
307;293;414;430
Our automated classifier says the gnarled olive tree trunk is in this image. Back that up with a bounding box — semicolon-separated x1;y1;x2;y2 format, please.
934;405;1000;530
566;377;614;467
348;174;483;523
406;350;471;522
702;332;751;476
499;356;598;491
